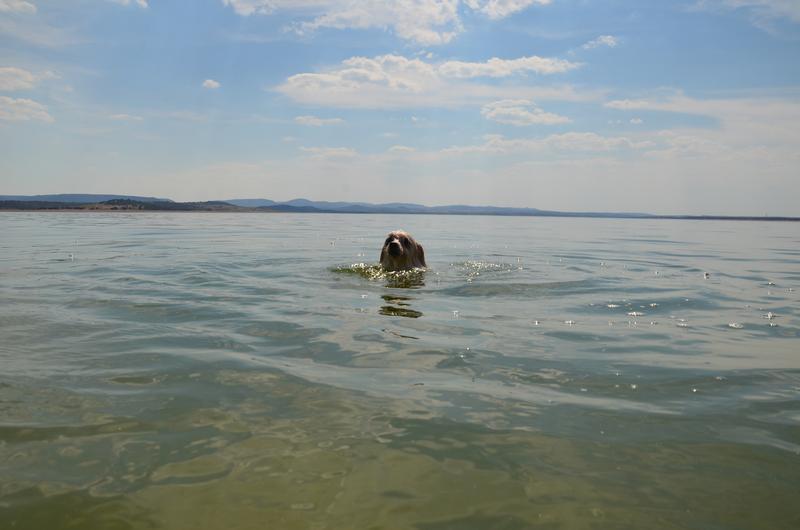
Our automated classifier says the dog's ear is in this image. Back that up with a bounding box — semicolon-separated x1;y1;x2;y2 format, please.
379;247;387;266
415;242;426;268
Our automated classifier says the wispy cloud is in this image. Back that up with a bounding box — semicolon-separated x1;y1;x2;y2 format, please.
162;110;208;122
0;66;57;91
294;115;345;126
108;113;144;121
481;99;570;125
0;11;82;48
443;132;654;155
0;95;54;122
202;79;221;89
221;0;288;16
388;144;416;152
465;0;551;20
582;35;619;49
108;0;149;8
0;0;36;14
605;92;800;165
300;145;357;158
695;0;800;23
604;98;651;110
693;0;800;34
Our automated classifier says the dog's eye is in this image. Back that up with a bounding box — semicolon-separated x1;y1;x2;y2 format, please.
400;237;409;246
385;238;392;245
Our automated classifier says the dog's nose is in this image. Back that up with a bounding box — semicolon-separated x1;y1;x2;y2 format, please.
388;241;402;256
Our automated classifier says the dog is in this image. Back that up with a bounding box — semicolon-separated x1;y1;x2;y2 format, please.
380;230;426;271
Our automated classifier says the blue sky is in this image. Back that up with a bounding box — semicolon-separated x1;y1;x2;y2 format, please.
1;0;798;215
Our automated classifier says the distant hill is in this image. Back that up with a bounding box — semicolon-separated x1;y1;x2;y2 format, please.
0;194;173;203
0;198;245;212
3;195;655;217
96;199;245;211
247;198;655;218
224;198;276;208
1;195;797;220
0;200;87;210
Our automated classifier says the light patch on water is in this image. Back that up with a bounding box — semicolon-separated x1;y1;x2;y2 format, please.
225;351;678;416
334;263;426;288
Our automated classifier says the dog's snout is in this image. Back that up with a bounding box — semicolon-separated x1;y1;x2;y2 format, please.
388;240;402;256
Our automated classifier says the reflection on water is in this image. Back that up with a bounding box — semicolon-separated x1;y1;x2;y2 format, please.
379;294;423;318
383;270;425;289
1;213;799;529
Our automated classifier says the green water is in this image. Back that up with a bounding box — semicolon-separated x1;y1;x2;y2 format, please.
1;213;798;529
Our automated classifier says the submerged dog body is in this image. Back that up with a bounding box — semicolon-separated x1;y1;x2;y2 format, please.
380;230;426;271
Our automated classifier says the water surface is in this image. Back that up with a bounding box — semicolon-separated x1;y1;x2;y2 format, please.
1;213;799;529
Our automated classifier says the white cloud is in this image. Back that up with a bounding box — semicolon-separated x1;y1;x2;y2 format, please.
300;146;357;158
277;53;588;109
582;35;618;49
278;54;438;108
443;132;654;155
0;0;36;13
439;55;580;78
222;0;551;45
297;0;462;46
388;145;416;152
465;0;551;19
109;0;149;7
0;96;53;122
481;99;570;125
224;0;462;45
0;67;56;91
0;67;36;91
108;113;144;121
221;0;285;16
604;98;651;110
630;117;643;124
202;79;221;89
294;115;345;126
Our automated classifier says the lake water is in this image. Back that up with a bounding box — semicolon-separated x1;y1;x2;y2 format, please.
1;212;799;529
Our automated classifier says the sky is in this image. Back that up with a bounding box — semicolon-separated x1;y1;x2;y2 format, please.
0;0;799;215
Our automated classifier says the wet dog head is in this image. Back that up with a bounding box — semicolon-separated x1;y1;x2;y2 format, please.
379;230;426;271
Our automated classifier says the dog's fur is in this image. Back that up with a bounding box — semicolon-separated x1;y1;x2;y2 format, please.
380;230;426;271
